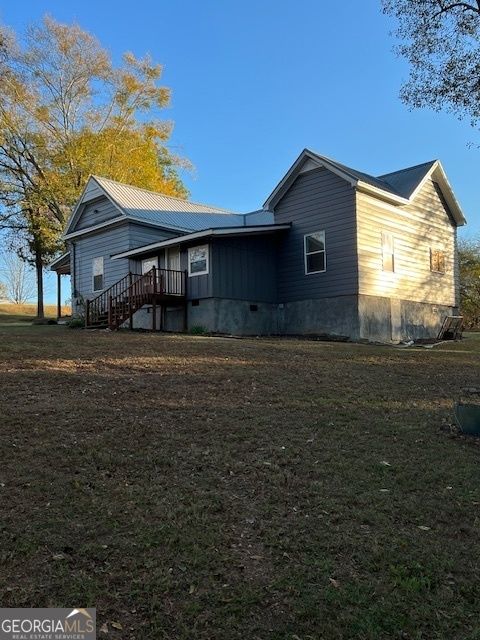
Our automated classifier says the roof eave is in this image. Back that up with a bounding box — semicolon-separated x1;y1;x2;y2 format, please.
263;149;360;210
432;162;467;226
111;224;291;260
356;181;410;205
49;252;71;270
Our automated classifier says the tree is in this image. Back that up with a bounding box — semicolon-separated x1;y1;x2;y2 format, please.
0;249;36;304
458;237;480;328
382;1;480;128
0;280;7;300
0;16;188;318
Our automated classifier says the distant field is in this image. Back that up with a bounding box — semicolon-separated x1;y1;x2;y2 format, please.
0;303;71;323
0;324;479;639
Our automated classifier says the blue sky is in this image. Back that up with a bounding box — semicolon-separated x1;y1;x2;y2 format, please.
1;0;478;302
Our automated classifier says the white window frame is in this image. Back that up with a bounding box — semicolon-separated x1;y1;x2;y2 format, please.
92;256;104;292
304;231;326;275
188;244;209;277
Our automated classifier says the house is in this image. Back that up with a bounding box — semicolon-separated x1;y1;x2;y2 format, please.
51;149;466;342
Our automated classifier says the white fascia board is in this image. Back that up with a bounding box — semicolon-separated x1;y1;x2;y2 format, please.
263;149;357;210
49;252;70;270
356;181;410;205
111;224;291;260
431;163;466;226
63;175;126;236
63;215;192;240
408;161;439;202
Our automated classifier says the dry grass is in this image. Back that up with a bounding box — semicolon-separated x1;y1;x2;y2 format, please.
0;303;70;323
0;322;479;639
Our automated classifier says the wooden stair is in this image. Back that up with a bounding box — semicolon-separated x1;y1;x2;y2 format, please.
85;267;186;330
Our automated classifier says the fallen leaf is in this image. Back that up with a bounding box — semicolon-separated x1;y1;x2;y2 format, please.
329;578;340;588
99;623;108;634
111;622;123;630
418;525;431;531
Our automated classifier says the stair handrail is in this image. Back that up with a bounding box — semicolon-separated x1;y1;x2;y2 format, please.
85;271;142;326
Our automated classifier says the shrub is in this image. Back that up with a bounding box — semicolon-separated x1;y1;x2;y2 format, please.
67;317;84;329
190;325;206;335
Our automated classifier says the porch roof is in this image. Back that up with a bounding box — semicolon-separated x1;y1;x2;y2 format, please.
49;252;71;275
111;224;291;260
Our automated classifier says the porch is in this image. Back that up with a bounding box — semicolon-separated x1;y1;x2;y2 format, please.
85;266;187;330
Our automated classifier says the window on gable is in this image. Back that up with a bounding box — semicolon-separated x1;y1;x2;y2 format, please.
304;231;326;274
381;232;395;272
92;256;104;291
188;245;209;276
430;248;445;274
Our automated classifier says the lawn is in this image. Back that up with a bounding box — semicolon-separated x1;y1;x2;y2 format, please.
0;303;70;324
0;321;479;640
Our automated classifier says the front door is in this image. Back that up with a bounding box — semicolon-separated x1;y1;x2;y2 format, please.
166;248;181;295
166;248;180;271
142;256;158;274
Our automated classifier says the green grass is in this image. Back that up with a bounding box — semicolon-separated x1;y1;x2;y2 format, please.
0;322;479;639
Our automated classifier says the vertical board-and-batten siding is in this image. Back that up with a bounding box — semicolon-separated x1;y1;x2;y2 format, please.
273;167;358;302
212;236;278;302
356;178;457;307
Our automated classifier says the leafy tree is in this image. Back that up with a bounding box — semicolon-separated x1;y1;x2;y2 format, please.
382;1;480;128
458;237;480;328
0;16;188;318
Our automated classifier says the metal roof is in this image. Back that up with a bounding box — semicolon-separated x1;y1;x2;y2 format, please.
378;161;437;199
306;151;405;197
93;176;247;231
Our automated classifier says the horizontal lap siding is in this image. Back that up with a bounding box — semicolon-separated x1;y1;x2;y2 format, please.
129;224;177;248
75;197;120;230
212;236;277;302
73;223;178;299
273;167;358;301
356;179;457;306
73;225;131;298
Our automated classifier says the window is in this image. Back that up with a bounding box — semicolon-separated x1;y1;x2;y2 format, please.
188;245;209;276
92;256;104;291
304;231;326;274
381;232;395;272
142;257;158;274
430;249;445;273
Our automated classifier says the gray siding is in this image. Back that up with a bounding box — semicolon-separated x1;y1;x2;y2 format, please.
72;222;177;300
273;167;358;302
211;236;277;302
182;244;212;300
129;224;178;248
75;197;120;231
72;225;131;299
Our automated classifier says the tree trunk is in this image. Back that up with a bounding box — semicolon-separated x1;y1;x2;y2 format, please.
35;249;44;319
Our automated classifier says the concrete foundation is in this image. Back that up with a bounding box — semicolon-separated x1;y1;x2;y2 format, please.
279;296;360;339
124;295;456;343
188;298;277;335
358;295;456;342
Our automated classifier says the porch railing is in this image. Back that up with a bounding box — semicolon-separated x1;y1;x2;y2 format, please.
85;267;186;328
